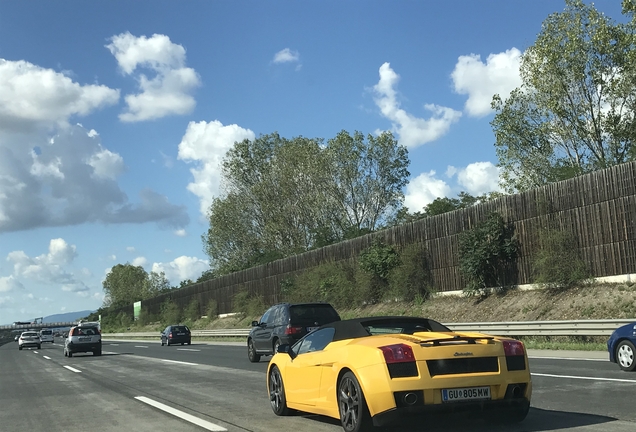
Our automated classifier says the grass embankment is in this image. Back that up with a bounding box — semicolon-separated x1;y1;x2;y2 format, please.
103;282;636;351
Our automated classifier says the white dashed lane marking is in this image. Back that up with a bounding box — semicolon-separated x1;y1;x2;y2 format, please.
162;359;198;366
177;348;200;352
134;346;148;348
43;356;51;360
64;365;82;373
135;396;227;431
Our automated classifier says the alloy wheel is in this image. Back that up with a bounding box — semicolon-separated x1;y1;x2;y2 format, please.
618;343;634;368
339;375;361;432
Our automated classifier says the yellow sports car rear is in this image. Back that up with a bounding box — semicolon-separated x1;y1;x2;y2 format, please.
267;316;531;432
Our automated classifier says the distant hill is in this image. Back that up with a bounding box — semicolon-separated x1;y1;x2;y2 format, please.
43;310;95;323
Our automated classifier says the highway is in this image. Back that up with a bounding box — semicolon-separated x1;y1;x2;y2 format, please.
0;337;635;432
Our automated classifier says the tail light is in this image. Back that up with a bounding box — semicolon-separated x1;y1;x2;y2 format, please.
503;340;526;371
380;344;418;378
284;325;303;335
502;340;525;356
169;332;173;338
380;344;415;364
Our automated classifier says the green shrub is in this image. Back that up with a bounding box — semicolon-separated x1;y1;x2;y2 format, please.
388;244;434;302
284;260;363;309
359;240;401;303
232;289;267;318
458;212;518;296
205;299;218;321
160;300;182;325
184;299;200;322
533;228;590;289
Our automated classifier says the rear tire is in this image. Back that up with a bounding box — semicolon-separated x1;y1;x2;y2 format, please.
248;339;261;363
68;351;73;358
338;371;373;432
38;345;41;350
273;339;281;355
161;339;165;346
19;346;22;350
269;365;291;416
93;350;102;356
617;340;636;371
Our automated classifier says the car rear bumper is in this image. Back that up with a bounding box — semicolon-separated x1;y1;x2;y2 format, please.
372;397;530;427
67;342;101;353
166;336;191;344
19;342;40;347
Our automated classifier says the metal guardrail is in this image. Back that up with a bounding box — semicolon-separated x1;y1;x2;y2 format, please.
0;322;76;331
102;319;635;339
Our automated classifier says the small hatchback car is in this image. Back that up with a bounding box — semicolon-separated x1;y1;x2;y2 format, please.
248;302;341;362
18;331;41;350
64;322;102;357
39;329;54;343
161;325;191;346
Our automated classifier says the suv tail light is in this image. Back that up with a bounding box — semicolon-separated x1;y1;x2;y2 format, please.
503;340;525;356
169;332;173;338
284;325;303;335
380;344;415;364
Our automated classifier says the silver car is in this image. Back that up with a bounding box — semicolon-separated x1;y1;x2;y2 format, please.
18;331;41;350
64;322;102;357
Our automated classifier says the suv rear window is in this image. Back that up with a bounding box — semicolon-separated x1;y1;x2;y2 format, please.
41;330;52;335
289;305;340;325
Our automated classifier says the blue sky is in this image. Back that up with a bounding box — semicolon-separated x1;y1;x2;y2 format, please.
0;1;625;323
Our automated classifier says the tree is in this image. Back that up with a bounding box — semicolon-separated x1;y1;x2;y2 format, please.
325;130;410;233
102;264;150;308
203;130;410;275
147;271;171;294
492;0;636;192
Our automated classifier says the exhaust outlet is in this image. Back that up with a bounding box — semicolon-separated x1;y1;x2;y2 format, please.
403;392;418;406
511;385;523;398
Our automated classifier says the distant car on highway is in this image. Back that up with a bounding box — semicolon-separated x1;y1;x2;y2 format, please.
64;322;102;357
161;325;191;346
607;322;636;371
18;331;41;350
14;335;19;342
39;329;54;343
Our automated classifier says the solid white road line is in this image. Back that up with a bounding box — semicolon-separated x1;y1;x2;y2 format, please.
162;359;198;366
43;356;51;360
134;396;227;431
134;346;148;348
109;343;119;346
532;372;636;383
177;348;201;352
64;365;82;373
529;355;606;362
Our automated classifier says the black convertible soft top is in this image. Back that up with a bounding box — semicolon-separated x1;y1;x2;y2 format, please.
318;316;452;342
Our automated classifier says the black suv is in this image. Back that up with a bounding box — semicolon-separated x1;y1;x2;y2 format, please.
247;302;341;362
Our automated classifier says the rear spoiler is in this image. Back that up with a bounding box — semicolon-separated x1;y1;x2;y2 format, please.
420;336;494;346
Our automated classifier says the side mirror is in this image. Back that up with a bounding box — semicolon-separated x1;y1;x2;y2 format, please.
277;344;296;359
251;321;259;327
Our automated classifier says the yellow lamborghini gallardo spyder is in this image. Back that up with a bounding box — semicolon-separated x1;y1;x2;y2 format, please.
267;316;531;432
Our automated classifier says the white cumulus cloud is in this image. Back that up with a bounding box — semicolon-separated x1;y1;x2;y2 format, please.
106;32;201;122
151;256;209;285
132;256;148;267
451;48;522;117
404;171;452;212
0;124;188;232
178;120;255;216
7;238;78;285
0;59;120;132
0;276;24;292
373;63;462;148
446;161;503;195
273;48;300;64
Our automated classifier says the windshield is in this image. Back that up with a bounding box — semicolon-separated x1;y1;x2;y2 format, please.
289;305;340;325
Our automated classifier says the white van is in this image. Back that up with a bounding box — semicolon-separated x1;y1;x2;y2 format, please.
39;329;54;343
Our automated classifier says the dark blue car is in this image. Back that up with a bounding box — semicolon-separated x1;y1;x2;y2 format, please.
607;322;636;371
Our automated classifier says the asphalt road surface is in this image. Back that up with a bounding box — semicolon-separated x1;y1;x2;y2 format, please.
0;337;634;432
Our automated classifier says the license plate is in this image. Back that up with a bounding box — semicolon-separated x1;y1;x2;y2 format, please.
306;326;319;332
177;333;184;336
442;386;491;402
79;337;92;342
